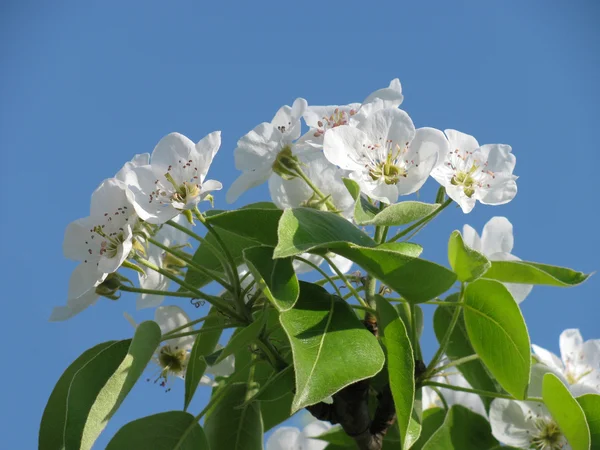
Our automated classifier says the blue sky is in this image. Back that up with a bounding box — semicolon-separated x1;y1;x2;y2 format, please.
1;0;599;447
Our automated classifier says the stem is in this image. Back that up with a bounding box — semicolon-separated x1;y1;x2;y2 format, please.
323;255;369;308
161;325;237;342
387;198;453;242
315;275;343;286
119;285;195;299
350;304;377;315
430;354;480;376
423;381;543;402
342;286;365;300
147;237;233;292
427;385;449;410
423;284;464;380
293;166;339;213
135;257;244;322
295;256;342;297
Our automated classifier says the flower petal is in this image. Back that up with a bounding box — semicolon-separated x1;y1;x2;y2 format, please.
479;144;516;174
266;427;302;450
154;306;194;350
489;399;539;448
446;183;476;213
323;125;370;171
234;122;282;170
444;129;480;153
226;168;272;203
477;174;518;206
363;78;404;109
115;153;150;181
150;133;197;185
560;329;584;367
358;108;415;149
462;224;482;252
488;252;533;303
481;216;514;255
193;131;221;180
328;254;353;275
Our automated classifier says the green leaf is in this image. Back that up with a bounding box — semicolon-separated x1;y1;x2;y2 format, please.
208;206;283;246
280;282;385;413
463;279;531;399
40;322;161;450
448;230;491;282
40;341;116;450
376;296;414;448
433;297;503;410
403;417;422;450
411;408;446;450
335;245;456;303
274;207;376;258
343;177;379;224
106;411;208;450
483;260;591;287
421;405;498;450
215;315;265;364
315;426;356;446
204;383;263;450
243;246;299;311
251;365;295;402
543;373;590;450
396;303;423;341
184;308;227;410
577;394;600;450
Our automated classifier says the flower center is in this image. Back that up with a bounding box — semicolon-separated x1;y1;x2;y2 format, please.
365;140;412;185
446;149;495;198
531;419;565;450
313;108;356;137
272;145;300;179
94;226;127;259
157;345;188;378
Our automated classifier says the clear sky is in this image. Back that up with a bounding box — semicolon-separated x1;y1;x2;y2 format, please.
1;0;599;448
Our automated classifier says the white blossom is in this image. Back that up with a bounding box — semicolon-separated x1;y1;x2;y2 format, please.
226;98;308;203
463;216;533;303
323;108;441;204
431;130;517;213
125;132;222;224
532;329;600;395
266;421;331;450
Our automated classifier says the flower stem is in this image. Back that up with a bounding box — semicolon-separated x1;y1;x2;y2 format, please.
423;284;464;380
161;324;238;342
119;285;196;298
146;236;233;292
429;354;480;377
295;255;342;297
422;381;542;402
293;166;339;214
387;198;453;242
409;303;423;361
323;254;369;309
162;315;212;337
135;256;244;322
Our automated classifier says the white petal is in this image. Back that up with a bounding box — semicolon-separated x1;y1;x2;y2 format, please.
268;173;312;210
234;122;282;170
50;265;101;321
446;184;476;213
300;422;330;450
124;165;180;223
226;168;272;203
90;178;134;219
63;216;100;262
266;427;302;450
323;125;369;171
481;216;514;255
115;153;150;181
154;306;195;350
363;78;404;109
462;224;482;252
489;399;540;448
528;363;567;397
271;100;305;141
66;261;106;299
358;108;415;149
560;329;584;367
207;353;235;378
395;129;440;196
328;254;353;275
193;131;221;180
478;174;518;206
293;253;324;274
444;129;480;153
137;244;169;309
479;144;516;174
97;224;133;274
200;179;223;199
151;132;197;185
363;179;399;204
583;340;600;368
412;127;449;171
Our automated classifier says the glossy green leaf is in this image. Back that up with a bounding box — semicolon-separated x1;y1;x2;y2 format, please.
411;408;446;450
106;411;208;450
342;177;379;224
207;206;283;246
335;245;457;303
40;341;116;450
577;394;600;450
396;303;423;345
204;383;263;450
243;246;299;311
448;230;491;282
184;308;227;410
274;207;376;258
483;260;591;286
433;297;503;410
215;315;265;364
376;296;414;448
250;365;295;403
280;282;385;413
463;280;531;400
543;373;590;450
403;417;422;450
463;279;531;399
422;405;498;450
40;321;161;450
